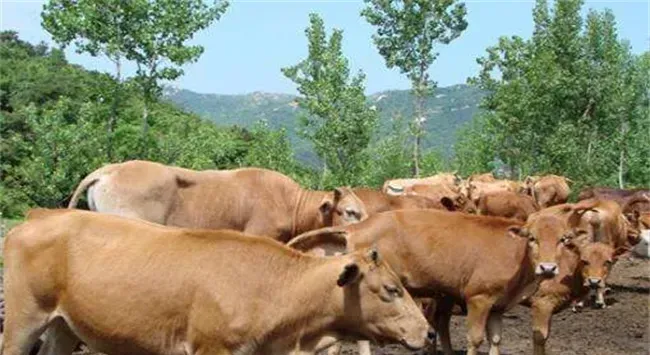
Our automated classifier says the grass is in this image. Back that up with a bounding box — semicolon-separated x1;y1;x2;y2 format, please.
1;218;23;237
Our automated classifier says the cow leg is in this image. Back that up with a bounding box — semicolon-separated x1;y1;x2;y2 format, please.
531;301;554;355
36;318;80;355
324;342;341;355
1;308;49;355
465;295;494;355
431;297;455;355
485;312;503;355
356;340;371;355
421;299;437;355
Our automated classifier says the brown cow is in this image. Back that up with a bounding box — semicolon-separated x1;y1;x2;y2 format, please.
351;188;438;214
523;204;627;355
577;187;650;205
459;178;525;205
382;172;461;195
288;208;592;355
622;192;650;214
2;209;430;355
468;172;496;182
578;198;640;250
405;184;477;213
477;191;539;222
68;160;367;242
524;175;571;208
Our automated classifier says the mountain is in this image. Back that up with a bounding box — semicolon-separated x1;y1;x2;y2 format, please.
163;84;485;163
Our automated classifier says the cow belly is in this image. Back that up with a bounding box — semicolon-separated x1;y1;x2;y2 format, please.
56;309;188;355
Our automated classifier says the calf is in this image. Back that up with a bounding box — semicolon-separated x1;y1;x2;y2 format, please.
477;191;539;221
2;209;429;355
289;208;592;355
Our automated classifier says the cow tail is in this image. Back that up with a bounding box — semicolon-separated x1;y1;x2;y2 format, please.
67;165;113;208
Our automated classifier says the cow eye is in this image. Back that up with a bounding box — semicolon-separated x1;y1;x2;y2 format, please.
604;260;612;267
345;208;358;218
384;285;401;297
582;260;590;266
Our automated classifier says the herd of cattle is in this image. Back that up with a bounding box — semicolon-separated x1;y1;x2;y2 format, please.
1;159;649;355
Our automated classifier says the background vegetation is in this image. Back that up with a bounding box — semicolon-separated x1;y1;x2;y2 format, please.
0;0;648;219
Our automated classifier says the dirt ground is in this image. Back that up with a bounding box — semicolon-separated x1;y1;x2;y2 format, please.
4;256;648;355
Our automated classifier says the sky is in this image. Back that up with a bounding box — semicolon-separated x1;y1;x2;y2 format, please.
1;0;648;95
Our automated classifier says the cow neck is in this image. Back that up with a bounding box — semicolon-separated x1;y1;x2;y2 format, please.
255;257;351;354
292;189;327;238
503;238;540;310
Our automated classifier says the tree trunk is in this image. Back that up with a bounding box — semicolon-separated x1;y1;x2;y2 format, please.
141;94;149;158
618;120;627;189
107;56;121;161
412;94;424;178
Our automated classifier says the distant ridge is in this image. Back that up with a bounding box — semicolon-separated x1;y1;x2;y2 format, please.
163;84;485;163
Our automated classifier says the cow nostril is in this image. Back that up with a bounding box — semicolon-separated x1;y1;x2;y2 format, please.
427;329;437;342
588;278;601;287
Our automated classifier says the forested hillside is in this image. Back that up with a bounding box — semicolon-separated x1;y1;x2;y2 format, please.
0;32;311;217
1;0;648;220
163;84;484;162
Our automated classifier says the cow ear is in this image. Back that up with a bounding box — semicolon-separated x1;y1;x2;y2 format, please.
440;197;456;211
319;200;333;215
337;263;360;287
613;246;630;259
562;229;590;250
508;226;529;239
334;187;344;202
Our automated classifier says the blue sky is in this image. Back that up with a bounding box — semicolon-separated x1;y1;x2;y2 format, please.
1;0;648;95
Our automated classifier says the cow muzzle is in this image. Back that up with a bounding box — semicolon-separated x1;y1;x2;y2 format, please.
399;326;430;351
535;262;559;277
587;277;603;289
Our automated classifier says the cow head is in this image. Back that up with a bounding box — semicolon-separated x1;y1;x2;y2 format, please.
440;194;477;214
458;180;477;204
576;242;621;290
319;187;368;227
517;201;600;279
337;248;429;350
507;225;548;277
562;236;624;308
514;214;588;278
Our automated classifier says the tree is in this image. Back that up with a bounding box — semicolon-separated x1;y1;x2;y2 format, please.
282;13;378;188
42;0;136;160
463;0;649;188
361;0;467;176
41;0;229;158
